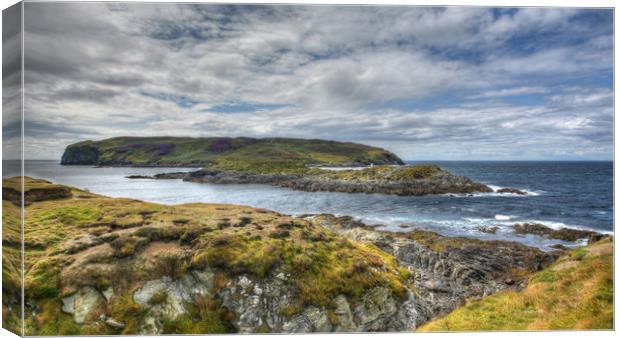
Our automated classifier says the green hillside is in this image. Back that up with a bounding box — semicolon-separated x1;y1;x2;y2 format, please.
61;137;404;169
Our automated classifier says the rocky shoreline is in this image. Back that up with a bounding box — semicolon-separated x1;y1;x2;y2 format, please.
128;166;508;196
306;214;562;319
5;177;610;334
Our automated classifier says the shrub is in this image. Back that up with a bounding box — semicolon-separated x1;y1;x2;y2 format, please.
268;229;290;239
234;216;252;227
217;221;231;229
151;253;189;279
172;218;190;226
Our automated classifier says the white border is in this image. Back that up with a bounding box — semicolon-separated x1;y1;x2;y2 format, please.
0;1;616;338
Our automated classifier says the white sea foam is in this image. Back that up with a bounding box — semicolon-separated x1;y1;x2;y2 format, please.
486;185;543;196
494;214;513;221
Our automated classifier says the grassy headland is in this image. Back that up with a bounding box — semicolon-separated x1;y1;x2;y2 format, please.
3;177;609;334
60;137;404;170
4;177;412;335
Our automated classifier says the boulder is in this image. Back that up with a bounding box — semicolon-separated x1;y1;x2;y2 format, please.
61;286;104;324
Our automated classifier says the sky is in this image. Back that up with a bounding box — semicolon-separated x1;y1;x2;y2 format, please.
3;3;614;160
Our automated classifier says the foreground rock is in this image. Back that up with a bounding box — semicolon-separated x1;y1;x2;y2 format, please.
420;238;613;330
312;215;561;319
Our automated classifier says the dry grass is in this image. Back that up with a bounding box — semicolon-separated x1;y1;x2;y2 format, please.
419;238;614;331
8;177;414;335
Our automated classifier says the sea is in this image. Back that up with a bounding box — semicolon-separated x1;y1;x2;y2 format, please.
3;160;614;251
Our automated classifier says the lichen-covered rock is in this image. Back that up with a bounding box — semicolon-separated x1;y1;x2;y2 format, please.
282;307;332;332
352;287;423;331
122;266;422;334
216;273;297;333
332;295;356;331
133;272;211;334
61;286;104;324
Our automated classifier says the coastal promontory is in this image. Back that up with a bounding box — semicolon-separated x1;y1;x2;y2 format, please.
3;177;611;335
61;137;495;196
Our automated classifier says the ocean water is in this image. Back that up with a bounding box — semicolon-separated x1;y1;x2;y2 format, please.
3;160;613;250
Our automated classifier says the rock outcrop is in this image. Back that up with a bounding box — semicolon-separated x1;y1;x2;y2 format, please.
3;177;72;206
138;166;494;197
312;215;561;319
512;223;607;243
496;188;527;195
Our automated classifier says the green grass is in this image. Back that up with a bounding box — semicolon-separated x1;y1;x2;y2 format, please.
61;136;403;169
8;177;413;335
419;238;614;331
320;164;443;182
2;195;24;335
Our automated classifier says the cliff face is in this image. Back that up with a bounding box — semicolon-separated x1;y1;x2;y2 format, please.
60;137;404;168
60;143;100;165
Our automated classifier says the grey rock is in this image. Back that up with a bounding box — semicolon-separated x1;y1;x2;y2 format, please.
102;287;114;302
100;315;125;329
132;270;211;334
61;286;104;324
332;295;355;332
282;307;332;333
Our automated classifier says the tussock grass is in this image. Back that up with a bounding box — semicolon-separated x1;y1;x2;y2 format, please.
8;177;413;335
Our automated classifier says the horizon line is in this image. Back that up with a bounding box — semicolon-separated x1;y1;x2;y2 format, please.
5;158;615;163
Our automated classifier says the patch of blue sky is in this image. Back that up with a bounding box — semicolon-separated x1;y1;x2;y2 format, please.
499;93;547;106
370;95;464;111
202;102;288;113
139;91;200;108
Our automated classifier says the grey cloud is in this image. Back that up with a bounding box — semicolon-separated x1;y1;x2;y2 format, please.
15;3;613;161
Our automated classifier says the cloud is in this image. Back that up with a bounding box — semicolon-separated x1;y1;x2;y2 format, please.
469;86;549;99
15;3;613;161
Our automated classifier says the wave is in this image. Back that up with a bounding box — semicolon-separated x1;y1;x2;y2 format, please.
487;185;543;197
442;185;544;198
494;214;513;221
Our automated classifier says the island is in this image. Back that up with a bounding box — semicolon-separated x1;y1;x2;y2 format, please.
61;137;506;196
2;177;611;335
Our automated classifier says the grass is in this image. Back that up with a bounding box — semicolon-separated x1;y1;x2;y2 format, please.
148;291;168;306
323;164;442;182
61;136;403;169
2;198;23;335
7;177;414;335
418;238;614;331
161;295;235;334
